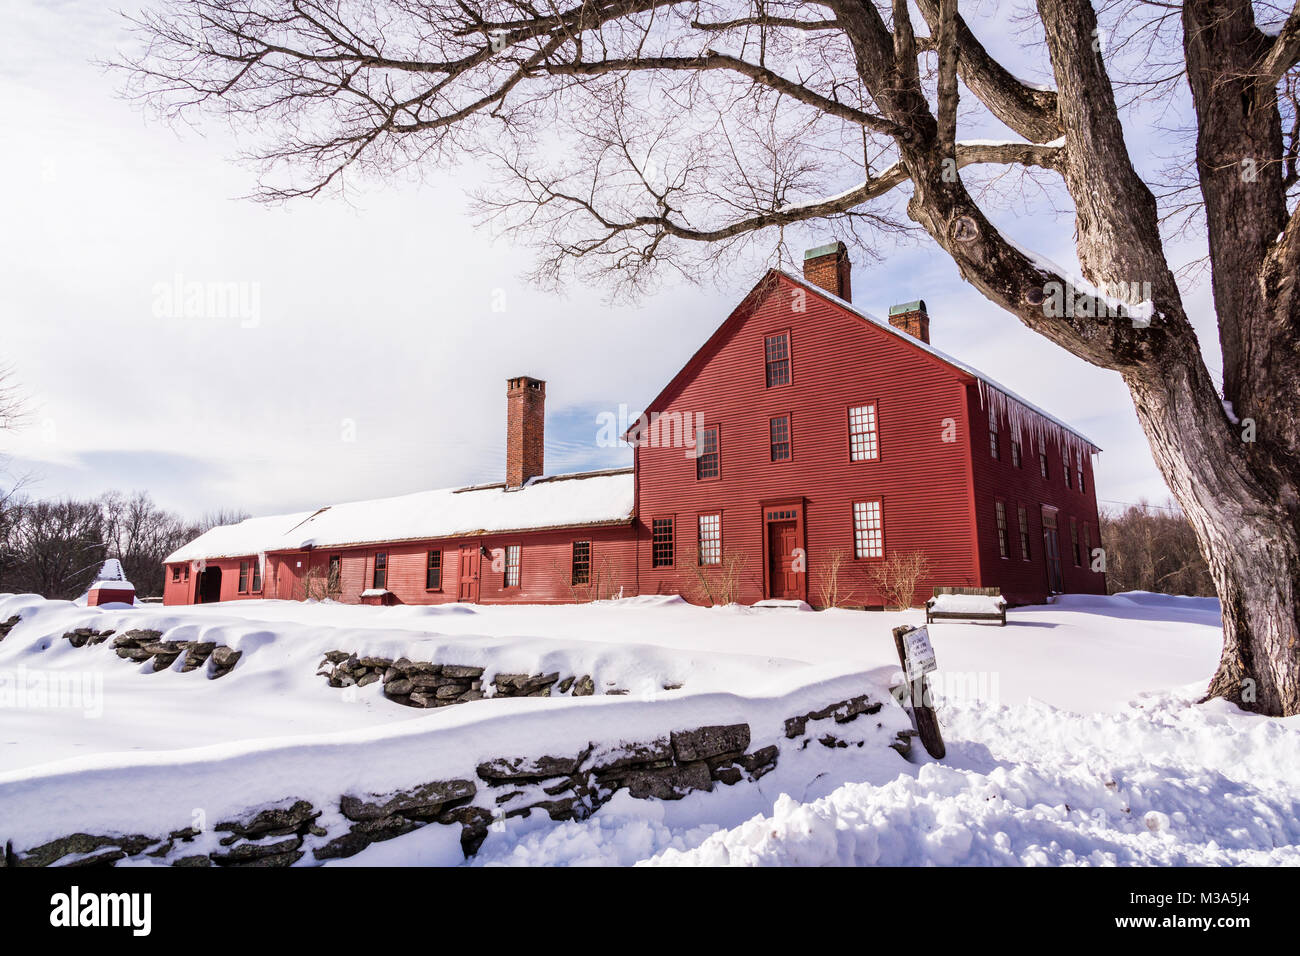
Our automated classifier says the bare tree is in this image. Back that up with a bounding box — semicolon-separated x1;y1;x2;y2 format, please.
199;508;251;531
691;549;749;605
117;0;1300;714
813;547;858;608
1100;499;1215;597
3;499;106;600
101;491;202;596
868;549;932;609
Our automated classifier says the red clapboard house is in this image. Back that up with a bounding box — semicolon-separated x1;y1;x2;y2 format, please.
163;243;1106;608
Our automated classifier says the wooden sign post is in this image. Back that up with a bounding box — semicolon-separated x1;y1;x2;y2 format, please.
892;624;946;759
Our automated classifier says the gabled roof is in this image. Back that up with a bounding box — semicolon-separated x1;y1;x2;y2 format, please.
627;268;1099;453
165;468;634;563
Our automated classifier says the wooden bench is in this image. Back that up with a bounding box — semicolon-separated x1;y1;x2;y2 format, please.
925;586;1007;626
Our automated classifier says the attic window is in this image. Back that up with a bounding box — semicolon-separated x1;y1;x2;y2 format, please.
764;332;790;387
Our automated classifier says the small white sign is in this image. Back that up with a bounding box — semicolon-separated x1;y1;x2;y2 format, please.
903;626;938;681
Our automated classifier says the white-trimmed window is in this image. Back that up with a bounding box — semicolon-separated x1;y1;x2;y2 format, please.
848;404;879;461
989;407;1000;459
698;514;722;566
504;545;521;587
853;500;884;559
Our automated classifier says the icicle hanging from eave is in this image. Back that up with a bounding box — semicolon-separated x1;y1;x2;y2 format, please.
978;380;1096;460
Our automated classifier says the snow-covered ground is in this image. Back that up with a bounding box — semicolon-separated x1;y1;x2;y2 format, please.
1;590;1295;866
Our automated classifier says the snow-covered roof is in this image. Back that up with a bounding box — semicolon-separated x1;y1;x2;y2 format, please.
166;511;318;564
778;270;1101;454
165;468;635;563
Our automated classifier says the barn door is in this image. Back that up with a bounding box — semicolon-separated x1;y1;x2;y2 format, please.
458;543;481;603
198;567;222;604
279;553;307;600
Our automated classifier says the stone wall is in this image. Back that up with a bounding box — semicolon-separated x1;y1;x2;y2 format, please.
2;692;910;867
61;627;242;679
319;652;627;707
0;616;20;641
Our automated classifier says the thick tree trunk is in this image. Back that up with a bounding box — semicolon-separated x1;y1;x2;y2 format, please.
1127;365;1300;717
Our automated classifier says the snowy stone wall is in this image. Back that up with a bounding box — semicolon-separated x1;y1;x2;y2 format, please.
2;694;907;867
319;651;625;707
62;627;242;678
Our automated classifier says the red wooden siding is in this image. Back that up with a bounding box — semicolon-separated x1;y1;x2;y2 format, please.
255;526;639;607
633;273;980;606
966;385;1106;604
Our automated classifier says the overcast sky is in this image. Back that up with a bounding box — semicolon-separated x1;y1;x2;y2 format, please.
0;0;1224;522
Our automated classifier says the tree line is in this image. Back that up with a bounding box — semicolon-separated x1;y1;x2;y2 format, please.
1099;501;1215;598
0;490;245;600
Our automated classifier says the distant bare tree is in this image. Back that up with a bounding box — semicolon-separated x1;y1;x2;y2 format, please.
3;499;106;600
1100;500;1215;597
199;508;251;531
101;491;202;597
118;0;1300;713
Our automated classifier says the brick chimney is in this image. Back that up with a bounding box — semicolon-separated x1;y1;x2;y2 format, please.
888;300;931;345
506;376;546;488
802;242;852;302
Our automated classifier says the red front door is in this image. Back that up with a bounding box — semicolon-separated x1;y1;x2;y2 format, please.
767;521;800;599
458;544;481;603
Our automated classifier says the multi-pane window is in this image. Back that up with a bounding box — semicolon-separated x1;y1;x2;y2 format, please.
251;559;262;592
504;545;521;587
238;560;251;593
172;566;181;583
995;501;1009;558
989;408;1000;460
652;517;675;568
1018;505;1031;560
328;555;342;592
1082;523;1092;569
426;550;442;590
848;404;879;461
1011;440;1022;468
769;416;791;462
184;564;190;582
696;426;720;480
372;552;388;590
853;500;884;559
764;332;790;387
698;514;722;566
571;541;591;586
1039;450;1050;479
1070;518;1081;566
1077;457;1086;493
1063;449;1073;488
